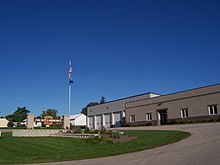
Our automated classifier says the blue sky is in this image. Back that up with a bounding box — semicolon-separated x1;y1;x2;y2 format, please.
0;0;220;117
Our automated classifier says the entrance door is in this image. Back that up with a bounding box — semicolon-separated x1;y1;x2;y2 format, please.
157;109;168;125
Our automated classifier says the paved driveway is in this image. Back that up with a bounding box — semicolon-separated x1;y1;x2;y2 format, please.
22;123;220;165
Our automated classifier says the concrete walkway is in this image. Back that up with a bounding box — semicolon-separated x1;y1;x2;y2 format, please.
20;123;220;165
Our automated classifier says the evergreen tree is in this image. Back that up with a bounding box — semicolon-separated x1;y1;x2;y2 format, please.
100;96;106;104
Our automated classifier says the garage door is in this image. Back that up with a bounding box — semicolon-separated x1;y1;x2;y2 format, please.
114;112;122;127
95;115;102;129
104;114;111;128
88;116;94;129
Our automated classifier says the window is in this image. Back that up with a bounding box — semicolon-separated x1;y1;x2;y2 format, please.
180;109;188;118
208;105;218;115
130;115;135;122
146;113;152;121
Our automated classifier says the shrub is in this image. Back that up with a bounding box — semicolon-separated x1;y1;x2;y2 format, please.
84;127;90;133
86;136;102;143
167;120;177;125
146;123;152;126
100;127;107;134
53;123;62;129
94;130;100;134
111;131;120;139
41;123;46;127
7;121;14;128
176;120;189;124
73;127;82;134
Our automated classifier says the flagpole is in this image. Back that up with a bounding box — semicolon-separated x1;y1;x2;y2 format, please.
68;82;71;116
68;60;72;116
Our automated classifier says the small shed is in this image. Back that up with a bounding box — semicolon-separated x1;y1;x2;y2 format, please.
70;114;86;127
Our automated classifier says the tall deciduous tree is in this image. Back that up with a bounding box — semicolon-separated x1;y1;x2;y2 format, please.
40;109;59;118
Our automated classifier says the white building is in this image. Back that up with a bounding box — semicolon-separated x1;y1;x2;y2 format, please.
70;114;86;127
0;118;9;128
34;121;42;127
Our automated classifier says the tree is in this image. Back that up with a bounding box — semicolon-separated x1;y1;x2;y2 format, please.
3;107;30;123
5;114;13;121
100;96;106;104
81;102;99;116
40;109;59;118
7;120;14;127
11;107;30;122
81;96;107;116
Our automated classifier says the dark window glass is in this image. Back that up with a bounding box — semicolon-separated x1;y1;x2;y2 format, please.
214;106;218;114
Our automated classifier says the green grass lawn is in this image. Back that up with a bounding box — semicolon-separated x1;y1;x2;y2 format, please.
0;130;190;164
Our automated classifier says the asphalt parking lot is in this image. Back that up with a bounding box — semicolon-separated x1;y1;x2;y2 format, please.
19;123;220;165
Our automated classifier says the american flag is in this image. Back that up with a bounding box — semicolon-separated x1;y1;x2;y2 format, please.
68;66;72;79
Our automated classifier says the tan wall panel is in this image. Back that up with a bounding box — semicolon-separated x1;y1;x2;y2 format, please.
126;92;220;122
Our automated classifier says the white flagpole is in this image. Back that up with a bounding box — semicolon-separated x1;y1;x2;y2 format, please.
68;82;71;116
68;60;72;116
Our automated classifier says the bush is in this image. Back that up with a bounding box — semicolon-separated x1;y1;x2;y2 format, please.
86;136;102;143
146;123;152;126
7;121;14;128
94;130;100;134
73;127;82;134
53;123;62;129
111;131;120;139
167;120;177;125
176;120;189;124
41;123;46;127
208;118;218;122
84;127;90;133
100;127;107;134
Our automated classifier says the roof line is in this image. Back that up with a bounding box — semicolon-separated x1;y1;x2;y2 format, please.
88;92;161;108
126;83;220;105
88;83;220;108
